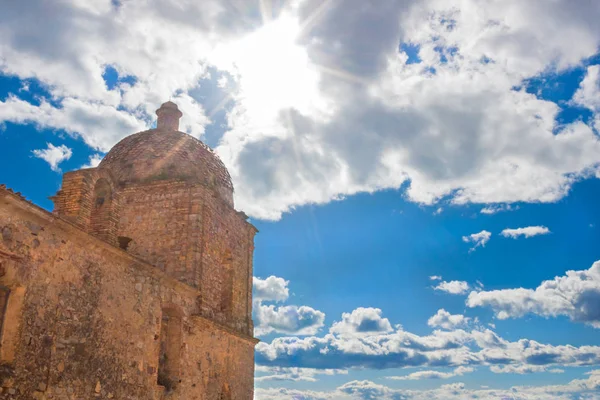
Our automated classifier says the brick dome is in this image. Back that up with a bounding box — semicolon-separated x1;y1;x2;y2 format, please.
99;102;234;206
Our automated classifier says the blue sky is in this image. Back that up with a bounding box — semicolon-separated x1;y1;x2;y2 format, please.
2;1;600;399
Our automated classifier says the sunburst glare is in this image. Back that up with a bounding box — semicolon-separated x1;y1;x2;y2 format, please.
212;14;324;125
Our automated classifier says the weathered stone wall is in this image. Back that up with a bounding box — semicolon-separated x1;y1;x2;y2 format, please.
116;181;255;335
53;168;256;335
0;188;257;400
184;317;255;400
117;182;201;286
51;168;120;246
197;187;255;335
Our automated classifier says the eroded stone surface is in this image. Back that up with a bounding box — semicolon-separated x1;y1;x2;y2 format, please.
0;102;258;400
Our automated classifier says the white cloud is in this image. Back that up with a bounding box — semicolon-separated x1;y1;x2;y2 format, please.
31;143;73;172
1;96;146;152
389;366;473;381
489;364;564;374
81;153;103;169
429;275;442;281
427;309;470;330
337;380;393;400
255;304;325;336
573;65;600;113
253;275;325;336
256;303;600;374
0;0;228;138
255;366;347;382
329;308;393;336
254;276;290;303
480;204;518;214
1;1;600;219
462;230;491;252
256;370;600;400
257;324;600;371
434;281;470;295
467;260;600;327
500;226;551;239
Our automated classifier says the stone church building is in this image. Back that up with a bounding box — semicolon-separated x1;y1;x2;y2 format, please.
0;102;258;399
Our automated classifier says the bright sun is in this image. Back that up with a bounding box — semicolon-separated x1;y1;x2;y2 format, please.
213;15;322;124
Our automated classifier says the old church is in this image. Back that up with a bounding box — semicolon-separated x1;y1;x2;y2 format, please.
0;102;258;399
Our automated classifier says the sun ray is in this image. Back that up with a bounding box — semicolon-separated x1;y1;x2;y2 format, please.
146;134;189;177
297;0;339;39
207;91;235;119
218;0;267;32
313;63;366;85
282;107;326;260
259;0;273;24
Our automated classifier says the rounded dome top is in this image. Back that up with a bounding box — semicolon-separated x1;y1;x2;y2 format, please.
99;129;234;205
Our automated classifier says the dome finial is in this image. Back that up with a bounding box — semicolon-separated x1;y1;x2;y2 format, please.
156;101;183;131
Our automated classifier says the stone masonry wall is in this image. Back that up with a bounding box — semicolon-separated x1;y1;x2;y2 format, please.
116;181;256;335
0;188;257;400
51;169;120;246
197;188;255;335
117;182;199;286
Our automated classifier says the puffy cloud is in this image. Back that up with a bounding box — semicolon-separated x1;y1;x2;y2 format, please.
253;275;325;336
254;387;336;400
255;370;600;400
81;153;103;169
389;366;473;381
255;366;347;382
338;380;392;400
329;308;393;336
500;226;551;239
255;304;325;336
31;143;72;172
489;364;564;374
256;306;600;371
254;276;290;303
467;260;600;327
0;0;246;136
434;280;470;295
462;230;491;252
0;96;146;152
573;65;600;113
255;299;600;394
256;323;473;370
427;309;470;330
429;275;442;281
223;0;600;219
1;1;600;220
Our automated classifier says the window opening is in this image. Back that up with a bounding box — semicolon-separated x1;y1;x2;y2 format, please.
157;308;182;392
220;251;233;315
0;286;9;344
118;236;132;251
